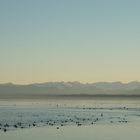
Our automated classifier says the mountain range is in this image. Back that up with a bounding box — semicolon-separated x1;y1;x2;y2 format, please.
0;81;140;98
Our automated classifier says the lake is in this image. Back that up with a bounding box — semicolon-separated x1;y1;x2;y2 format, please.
0;97;140;140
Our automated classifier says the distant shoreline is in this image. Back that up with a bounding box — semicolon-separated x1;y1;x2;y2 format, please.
1;94;140;100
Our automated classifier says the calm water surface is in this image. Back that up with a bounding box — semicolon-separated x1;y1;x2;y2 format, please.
0;98;140;140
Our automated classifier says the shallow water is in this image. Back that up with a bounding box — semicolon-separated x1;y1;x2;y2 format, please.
1;124;140;140
0;98;140;139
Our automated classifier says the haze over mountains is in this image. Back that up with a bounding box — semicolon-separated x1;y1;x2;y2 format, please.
0;81;140;98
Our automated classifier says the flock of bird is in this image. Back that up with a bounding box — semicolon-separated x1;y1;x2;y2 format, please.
0;110;128;133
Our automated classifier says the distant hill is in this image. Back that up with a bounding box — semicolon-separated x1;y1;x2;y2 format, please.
0;81;140;98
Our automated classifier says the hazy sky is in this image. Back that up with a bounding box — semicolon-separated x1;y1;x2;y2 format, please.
0;0;140;84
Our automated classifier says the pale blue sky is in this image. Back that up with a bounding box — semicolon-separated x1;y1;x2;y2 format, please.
0;0;140;84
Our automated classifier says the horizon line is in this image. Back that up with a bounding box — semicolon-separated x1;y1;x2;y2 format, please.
0;80;140;86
